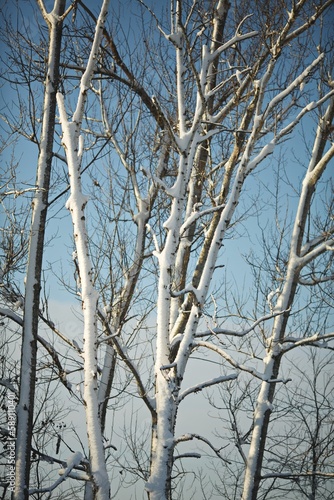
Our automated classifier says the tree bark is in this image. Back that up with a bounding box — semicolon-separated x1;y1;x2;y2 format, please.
14;2;65;499
242;98;334;500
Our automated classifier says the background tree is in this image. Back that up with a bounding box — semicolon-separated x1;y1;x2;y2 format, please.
7;1;69;498
0;0;333;499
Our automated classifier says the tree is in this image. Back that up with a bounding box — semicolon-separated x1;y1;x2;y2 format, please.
208;351;334;499
266;350;334;499
2;1;68;498
0;0;333;499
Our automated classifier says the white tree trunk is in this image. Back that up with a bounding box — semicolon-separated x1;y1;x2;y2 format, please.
242;98;334;500
14;2;65;498
56;2;111;497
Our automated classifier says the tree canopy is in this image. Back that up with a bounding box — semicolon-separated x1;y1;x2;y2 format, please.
0;1;334;499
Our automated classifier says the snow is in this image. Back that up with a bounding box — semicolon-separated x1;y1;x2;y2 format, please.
66;451;83;469
58;469;90;481
235;69;242;84
178;373;238;402
216;0;227;17
306;101;317;111
55;4;112;498
210;31;258;61
266;53;324;113
253;114;263;128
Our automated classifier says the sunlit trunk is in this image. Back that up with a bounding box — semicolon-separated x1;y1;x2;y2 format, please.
14;2;65;498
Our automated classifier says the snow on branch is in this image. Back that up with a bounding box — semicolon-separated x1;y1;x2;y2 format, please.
281;332;334;352
178;373;237;402
298;237;334;268
209;31;258;62
1;187;43;198
276;90;334;142
58;469;90;481
298;273;334;286
264;53;324;115
300;232;333;257
0;307;23;326
72;0;110;128
29;452;83;494
194;340;291;383
146;223;161;256
194;340;263;379
285;0;334;46
243;90;334;177
174;433;231;464
179;204;226;235
195;310;289;338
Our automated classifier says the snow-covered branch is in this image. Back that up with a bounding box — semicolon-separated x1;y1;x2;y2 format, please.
194;340;292;383
298;273;334;286
0;307;23;326
300;231;334;257
193;341;263;380
179;204;225;235
56;2;111;498
178;373;237;402
264;54;324;115
195;309;289;338
174;433;231;464
209;31;258;62
298;237;334;268
29;452;83;495
281;332;334;352
72;2;110;130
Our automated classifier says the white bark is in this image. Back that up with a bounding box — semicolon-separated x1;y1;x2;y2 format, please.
56;1;110;497
4;1;334;498
242;98;334;500
14;2;65;498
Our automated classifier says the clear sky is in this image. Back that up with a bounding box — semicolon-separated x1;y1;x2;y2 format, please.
1;2;333;498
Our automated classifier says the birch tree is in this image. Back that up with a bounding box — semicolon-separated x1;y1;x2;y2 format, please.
56;2;112;496
7;2;68;498
1;0;334;499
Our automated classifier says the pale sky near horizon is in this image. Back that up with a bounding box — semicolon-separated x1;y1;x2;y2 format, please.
1;2;334;499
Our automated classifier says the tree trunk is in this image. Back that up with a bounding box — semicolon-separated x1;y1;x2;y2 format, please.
56;3;111;496
146;373;176;500
14;2;65;499
242;98;334;500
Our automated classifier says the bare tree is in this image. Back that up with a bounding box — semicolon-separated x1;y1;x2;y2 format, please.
1;0;333;499
0;0;74;498
11;2;69;499
263;350;334;499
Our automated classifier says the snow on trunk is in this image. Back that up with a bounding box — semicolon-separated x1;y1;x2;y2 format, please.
242;98;334;500
57;96;110;499
146;6;261;497
15;3;65;499
56;1;111;498
146;161;189;498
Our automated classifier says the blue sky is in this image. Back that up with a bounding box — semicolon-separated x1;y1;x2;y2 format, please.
1;1;333;326
1;0;333;308
1;3;333;496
